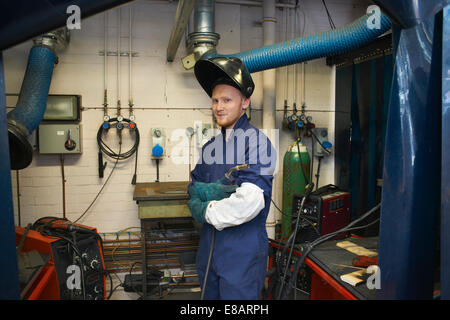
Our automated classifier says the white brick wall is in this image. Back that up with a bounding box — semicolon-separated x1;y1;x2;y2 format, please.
5;0;371;233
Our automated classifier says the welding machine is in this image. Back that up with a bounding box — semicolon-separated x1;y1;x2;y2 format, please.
291;185;351;244
15;217;107;300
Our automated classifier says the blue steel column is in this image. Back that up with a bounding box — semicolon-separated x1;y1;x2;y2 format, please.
0;53;20;299
377;14;442;299
442;5;450;300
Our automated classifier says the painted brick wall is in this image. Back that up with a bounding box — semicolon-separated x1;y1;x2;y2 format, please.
5;0;370;235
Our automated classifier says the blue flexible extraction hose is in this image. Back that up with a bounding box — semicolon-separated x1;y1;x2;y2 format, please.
206;12;391;73
7;45;56;134
7;44;56;170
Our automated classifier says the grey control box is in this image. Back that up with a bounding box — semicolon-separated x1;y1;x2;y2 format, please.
38;124;83;154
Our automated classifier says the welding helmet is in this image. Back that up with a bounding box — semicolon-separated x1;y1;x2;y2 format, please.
194;57;254;98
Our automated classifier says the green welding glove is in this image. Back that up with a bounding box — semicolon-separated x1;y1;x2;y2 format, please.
190;180;238;202
187;198;209;223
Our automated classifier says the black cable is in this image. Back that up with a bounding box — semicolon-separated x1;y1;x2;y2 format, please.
129;261;144;299
321;0;336;29
270;216;380;300
73;143;121;224
97;118;140;161
295;131;310;185
280;203;381;299
315;156;323;191
276;183;314;300
201;228;215;300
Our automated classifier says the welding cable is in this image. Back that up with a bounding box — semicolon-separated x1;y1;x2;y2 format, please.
269;215;381;300
73;143;121;224
129;261;144;299
295;133;310;185
201;228;215;300
266;197;315;300
280;202;381;299
266;196;306;300
97;117;140;184
276;183;314;300
97;117;140;160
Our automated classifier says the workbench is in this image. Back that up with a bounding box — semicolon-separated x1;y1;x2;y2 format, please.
132;181;200;299
269;236;379;300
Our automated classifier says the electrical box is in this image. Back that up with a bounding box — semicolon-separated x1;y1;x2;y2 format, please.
43;95;82;122
38;124;82;154
313;127;331;157
150;127;166;159
195;122;212;148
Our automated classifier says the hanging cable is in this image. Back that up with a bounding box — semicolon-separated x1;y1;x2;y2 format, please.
16;170;22;227
97;118;140;161
74;143;122;224
60;154;66;219
321;0;336;30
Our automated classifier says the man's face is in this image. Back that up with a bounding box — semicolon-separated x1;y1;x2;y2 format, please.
211;84;250;130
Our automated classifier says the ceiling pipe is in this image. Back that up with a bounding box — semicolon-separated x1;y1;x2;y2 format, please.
166;0;197;62
182;0;220;70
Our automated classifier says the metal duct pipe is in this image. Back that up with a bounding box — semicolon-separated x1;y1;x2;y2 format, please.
205;12;391;73
194;0;215;32
182;0;220;69
7;28;69;170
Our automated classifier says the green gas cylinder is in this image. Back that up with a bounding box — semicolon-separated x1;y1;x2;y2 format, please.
281;140;311;238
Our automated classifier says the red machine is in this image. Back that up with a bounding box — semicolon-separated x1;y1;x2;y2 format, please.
291;185;351;243
15;217;107;300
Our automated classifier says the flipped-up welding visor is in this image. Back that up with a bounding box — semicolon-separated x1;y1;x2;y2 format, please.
194;57;254;98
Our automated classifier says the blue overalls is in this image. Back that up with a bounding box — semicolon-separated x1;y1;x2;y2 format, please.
190;114;276;299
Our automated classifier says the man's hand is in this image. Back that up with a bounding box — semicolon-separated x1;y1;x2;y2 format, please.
187;198;209;223
189;180;237;202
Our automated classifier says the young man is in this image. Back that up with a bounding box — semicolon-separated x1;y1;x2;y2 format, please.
188;57;277;300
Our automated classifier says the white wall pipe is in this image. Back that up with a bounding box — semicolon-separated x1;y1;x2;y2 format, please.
129;6;133;107
262;0;277;240
117;7;121;110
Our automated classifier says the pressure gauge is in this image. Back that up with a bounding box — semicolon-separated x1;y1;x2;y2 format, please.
129;114;135;121
117;115;124;122
103;115;110;122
